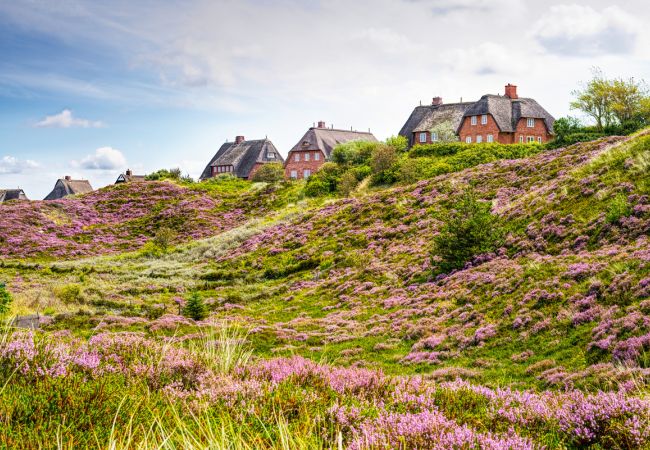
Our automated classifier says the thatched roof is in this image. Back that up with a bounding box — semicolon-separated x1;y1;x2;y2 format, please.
44;178;93;200
289;126;378;159
200;139;283;180
460;95;555;133
399;102;474;146
0;189;28;202
115;171;146;184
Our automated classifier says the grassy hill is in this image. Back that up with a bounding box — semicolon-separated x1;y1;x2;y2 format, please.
1;131;650;448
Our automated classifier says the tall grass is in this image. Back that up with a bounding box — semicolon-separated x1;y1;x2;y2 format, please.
187;323;253;375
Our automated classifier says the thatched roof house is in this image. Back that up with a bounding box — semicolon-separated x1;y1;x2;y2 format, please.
399;97;474;147
115;169;146;184
285;121;378;179
44;176;93;200
0;189;28;203
200;136;283;181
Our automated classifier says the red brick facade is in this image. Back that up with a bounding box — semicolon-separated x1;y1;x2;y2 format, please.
284;150;325;180
247;163;264;180
458;115;552;144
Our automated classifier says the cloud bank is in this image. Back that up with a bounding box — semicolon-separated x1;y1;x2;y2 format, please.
73;147;126;170
0;155;39;174
35;109;104;128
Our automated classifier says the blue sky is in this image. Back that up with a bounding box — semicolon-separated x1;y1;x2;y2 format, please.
1;0;649;198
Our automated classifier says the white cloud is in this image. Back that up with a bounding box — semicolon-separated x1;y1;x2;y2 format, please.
73;147;126;170
532;5;639;56
35;109;104;128
0;156;39;174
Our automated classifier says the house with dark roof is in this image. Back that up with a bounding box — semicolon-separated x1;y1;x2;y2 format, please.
285;121;378;180
200;136;283;181
458;84;555;144
44;176;93;200
399;97;474;147
399;85;555;146
0;189;28;203
115;169;146;184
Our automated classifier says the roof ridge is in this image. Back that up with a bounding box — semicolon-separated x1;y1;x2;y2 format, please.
311;127;374;134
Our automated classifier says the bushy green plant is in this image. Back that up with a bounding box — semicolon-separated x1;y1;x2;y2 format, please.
146;168;194;183
54;284;83;304
606;193;632;224
338;171;359;196
152;227;176;252
304;163;341;197
385;135;408;153
252;163;285;183
331;140;377;167
432;189;504;274
0;283;12;315
183;292;208;321
370;144;398;185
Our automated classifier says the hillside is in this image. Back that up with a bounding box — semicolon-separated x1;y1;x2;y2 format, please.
1;131;650;448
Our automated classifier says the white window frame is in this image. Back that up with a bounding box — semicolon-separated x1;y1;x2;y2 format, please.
419;132;427;143
431;132;438;142
303;169;311;179
487;134;494;143
314;152;320;161
476;135;483;143
527;136;535;143
290;170;297;179
481;114;487;125
294;153;300;162
519;135;524;143
527;118;535;128
267;152;275;159
537;137;542;143
466;136;472;144
305;153;310;161
471;116;477;126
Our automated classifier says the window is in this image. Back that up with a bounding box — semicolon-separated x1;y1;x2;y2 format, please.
527;136;535;143
466;136;472;143
476;135;483;143
267;152;275;159
294;153;300;162
290;170;297;179
419;132;427;143
471;116;477;125
537;137;542;143
481;114;487;125
304;169;311;178
314;152;320;161
527;118;535;128
431;132;438;142
305;153;310;161
519;135;524;143
487;134;494;143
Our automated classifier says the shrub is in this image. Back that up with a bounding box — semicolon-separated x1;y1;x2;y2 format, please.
432;189;504;274
54;284;83;304
183;292;208;321
252;163;285;183
0;282;12;315
153;227;176;252
146;168;193;183
606;193;632;224
397;158;421;185
370;144;398;185
338;171;359;197
385;135;408;153
304;163;341;197
331;140;377;167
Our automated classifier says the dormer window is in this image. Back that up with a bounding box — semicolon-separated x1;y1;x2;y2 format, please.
471;116;477;126
481;114;487;125
267;152;276;159
302;141;310;147
527;118;535;128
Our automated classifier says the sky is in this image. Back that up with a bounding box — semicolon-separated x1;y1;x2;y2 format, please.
1;0;649;199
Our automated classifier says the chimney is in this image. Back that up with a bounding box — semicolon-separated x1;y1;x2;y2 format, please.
64;175;71;181
431;96;443;106
126;169;132;176
235;135;245;144
317;121;326;129
505;83;518;99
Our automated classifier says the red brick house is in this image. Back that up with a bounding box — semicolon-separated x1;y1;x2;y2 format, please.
200;136;284;181
399;85;554;146
285;121;378;179
457;84;554;144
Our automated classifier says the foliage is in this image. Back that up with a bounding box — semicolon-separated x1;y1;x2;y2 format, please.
183;292;208;321
370;144;398;185
432;189;504;274
54;284;83;304
331;140;376;167
606;193;632;224
252;163;285;183
152;227;176;252
385;134;408;153
429;120;459;143
145;168;193;183
337;171;359;197
0;283;11;316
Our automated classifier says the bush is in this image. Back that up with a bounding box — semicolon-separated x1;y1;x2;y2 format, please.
304;163;341;197
432;189;504;274
397;158;421;185
0;283;12;315
606;193;632;224
146;168;194;183
252;163;285;183
385;135;408;153
410;142;542;159
54;284;83;304
331;141;377;167
338;171;359;197
152;227;176;252
183;292;208;321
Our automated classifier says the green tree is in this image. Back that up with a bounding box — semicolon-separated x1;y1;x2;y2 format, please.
338;171;359;196
252;163;285;183
553;116;582;143
429;120;459;143
432;189;504;274
610;77;648;126
385;135;408;153
0;283;12;316
183;292;208;321
570;68;615;132
370;144;398;185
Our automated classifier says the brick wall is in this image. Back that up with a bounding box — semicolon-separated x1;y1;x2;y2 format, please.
513;118;552;143
458;114;511;143
284;150;326;179
247;163;265;180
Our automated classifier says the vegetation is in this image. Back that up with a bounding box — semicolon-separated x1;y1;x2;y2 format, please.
146;167;194;183
0;283;11;315
183;292;208;320
251;163;285;183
